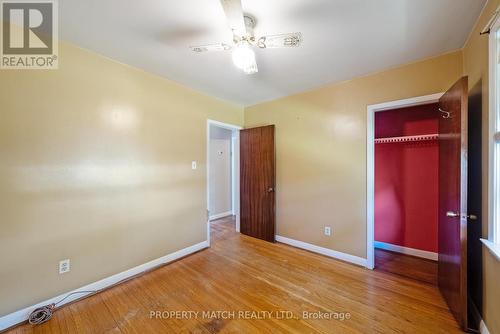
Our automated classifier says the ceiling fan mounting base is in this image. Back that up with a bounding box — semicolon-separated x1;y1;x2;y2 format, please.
232;14;256;43
243;15;256;29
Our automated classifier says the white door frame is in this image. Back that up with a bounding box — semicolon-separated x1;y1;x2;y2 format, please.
366;93;443;269
207;119;242;246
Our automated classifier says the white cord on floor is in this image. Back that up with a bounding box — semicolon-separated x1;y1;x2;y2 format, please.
28;290;97;325
27;271;144;326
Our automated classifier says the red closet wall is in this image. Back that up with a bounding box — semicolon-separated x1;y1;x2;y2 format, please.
375;103;439;253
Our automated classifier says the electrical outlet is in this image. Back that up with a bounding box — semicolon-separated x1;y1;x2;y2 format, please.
324;226;332;236
59;259;70;274
191;161;197;170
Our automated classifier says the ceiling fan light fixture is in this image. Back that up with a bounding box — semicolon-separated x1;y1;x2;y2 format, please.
242;62;258;74
190;0;302;75
231;41;257;74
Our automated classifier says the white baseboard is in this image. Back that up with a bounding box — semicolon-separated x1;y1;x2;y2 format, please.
275;235;367;267
0;240;209;332
209;211;233;221
374;241;438;261
480;320;491;334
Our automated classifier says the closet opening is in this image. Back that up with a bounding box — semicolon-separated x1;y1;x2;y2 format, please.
373;102;440;284
366;93;443;273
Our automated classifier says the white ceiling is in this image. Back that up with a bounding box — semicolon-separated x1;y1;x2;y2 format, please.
60;0;486;106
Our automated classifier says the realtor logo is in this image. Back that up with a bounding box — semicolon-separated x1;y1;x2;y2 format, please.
1;0;58;69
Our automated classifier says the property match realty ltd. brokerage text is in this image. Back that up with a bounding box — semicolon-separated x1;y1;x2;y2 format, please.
150;310;352;321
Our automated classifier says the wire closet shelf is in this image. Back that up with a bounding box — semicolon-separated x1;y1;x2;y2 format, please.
374;134;438;144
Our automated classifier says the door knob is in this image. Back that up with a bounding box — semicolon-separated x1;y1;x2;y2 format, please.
446;212;478;220
267;187;274;193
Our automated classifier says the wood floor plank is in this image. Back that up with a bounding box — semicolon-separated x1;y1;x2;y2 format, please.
5;216;463;333
375;248;438;285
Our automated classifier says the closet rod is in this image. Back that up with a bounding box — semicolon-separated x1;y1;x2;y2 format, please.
375;134;438;144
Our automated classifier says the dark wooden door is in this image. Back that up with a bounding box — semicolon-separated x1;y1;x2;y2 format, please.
240;125;275;242
466;81;483;331
438;76;468;330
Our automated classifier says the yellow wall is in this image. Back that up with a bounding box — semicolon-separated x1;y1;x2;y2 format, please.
245;51;463;258
463;0;500;333
0;43;243;316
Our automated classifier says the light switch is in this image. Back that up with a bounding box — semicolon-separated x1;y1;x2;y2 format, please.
191;161;197;170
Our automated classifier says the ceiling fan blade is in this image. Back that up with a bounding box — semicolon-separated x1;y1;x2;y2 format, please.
257;32;303;48
219;0;247;37
190;43;231;53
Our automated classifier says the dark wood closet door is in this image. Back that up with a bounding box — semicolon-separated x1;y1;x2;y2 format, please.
240;125;275;242
467;81;483;331
438;76;468;330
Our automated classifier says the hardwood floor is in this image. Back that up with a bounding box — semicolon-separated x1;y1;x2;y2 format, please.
374;248;438;285
6;216;462;333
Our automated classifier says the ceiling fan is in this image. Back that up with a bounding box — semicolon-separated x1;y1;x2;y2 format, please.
190;0;303;74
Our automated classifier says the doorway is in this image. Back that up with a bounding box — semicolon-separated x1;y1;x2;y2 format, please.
372;102;440;285
206;120;241;246
367;93;443;270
